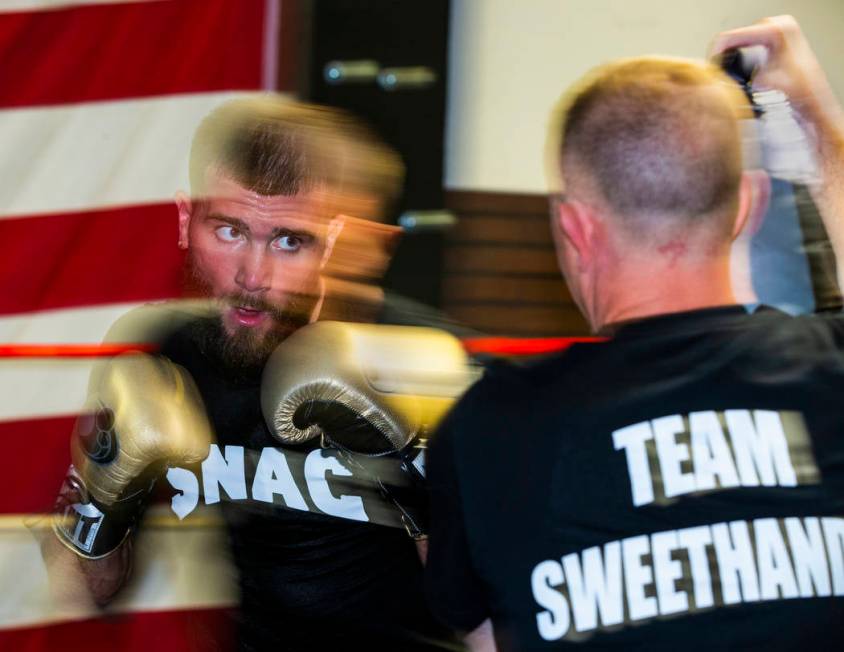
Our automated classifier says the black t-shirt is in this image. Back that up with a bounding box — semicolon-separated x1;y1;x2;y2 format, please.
426;305;844;650
151;297;469;652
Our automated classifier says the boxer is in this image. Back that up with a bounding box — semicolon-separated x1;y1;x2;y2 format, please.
43;97;473;651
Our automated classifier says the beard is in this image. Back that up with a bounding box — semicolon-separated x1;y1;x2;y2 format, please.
185;253;321;377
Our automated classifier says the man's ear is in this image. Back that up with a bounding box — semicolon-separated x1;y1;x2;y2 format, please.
556;200;598;272
321;215;346;269
733;170;771;240
175;191;193;250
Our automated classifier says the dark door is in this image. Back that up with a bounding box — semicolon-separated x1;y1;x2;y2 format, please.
305;0;451;307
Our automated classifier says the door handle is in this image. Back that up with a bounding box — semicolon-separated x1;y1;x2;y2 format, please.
324;60;381;85
398;210;455;232
377;67;438;92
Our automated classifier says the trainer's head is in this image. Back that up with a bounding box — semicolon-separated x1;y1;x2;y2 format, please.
176;96;401;368
548;57;755;331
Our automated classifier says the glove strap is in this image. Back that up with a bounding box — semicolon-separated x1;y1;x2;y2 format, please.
333;444;429;540
51;466;155;559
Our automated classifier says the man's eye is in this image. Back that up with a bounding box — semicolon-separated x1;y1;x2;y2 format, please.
273;235;302;252
216;226;242;242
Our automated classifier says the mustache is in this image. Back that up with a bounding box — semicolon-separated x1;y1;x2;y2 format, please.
224;293;279;314
221;291;316;321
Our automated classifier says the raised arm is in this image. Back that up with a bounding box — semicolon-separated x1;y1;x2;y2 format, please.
710;16;844;266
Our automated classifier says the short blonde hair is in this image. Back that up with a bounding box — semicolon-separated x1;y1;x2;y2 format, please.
551;57;749;232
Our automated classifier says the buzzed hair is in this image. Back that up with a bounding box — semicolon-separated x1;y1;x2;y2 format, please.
556;57;747;232
190;96;403;201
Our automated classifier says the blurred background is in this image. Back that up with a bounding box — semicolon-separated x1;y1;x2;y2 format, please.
1;0;842;649
284;0;844;338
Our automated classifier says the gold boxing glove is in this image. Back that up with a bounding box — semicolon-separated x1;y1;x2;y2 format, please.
261;321;478;452
260;322;479;538
52;353;213;558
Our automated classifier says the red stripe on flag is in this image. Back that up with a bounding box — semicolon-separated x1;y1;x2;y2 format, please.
462;336;605;356
2;412;194;514
0;607;236;652
0;412;172;515
0;0;267;109
0;344;157;358
0;204;186;316
0;415;75;514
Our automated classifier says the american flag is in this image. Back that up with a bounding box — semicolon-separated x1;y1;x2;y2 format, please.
0;1;280;648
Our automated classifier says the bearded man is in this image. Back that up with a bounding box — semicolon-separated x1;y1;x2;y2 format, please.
45;97;462;652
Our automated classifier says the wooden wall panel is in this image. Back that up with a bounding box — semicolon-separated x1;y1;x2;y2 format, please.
447;305;587;336
443;190;590;337
449;215;554;246
443;276;573;304
445;246;560;275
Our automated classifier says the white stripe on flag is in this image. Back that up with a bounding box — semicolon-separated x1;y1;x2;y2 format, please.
0;0;162;13
0;303;141;345
0;300;221;421
0;91;292;219
3;359;93;421
0;506;236;630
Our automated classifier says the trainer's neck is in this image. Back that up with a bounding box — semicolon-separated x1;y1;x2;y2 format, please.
591;257;737;334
